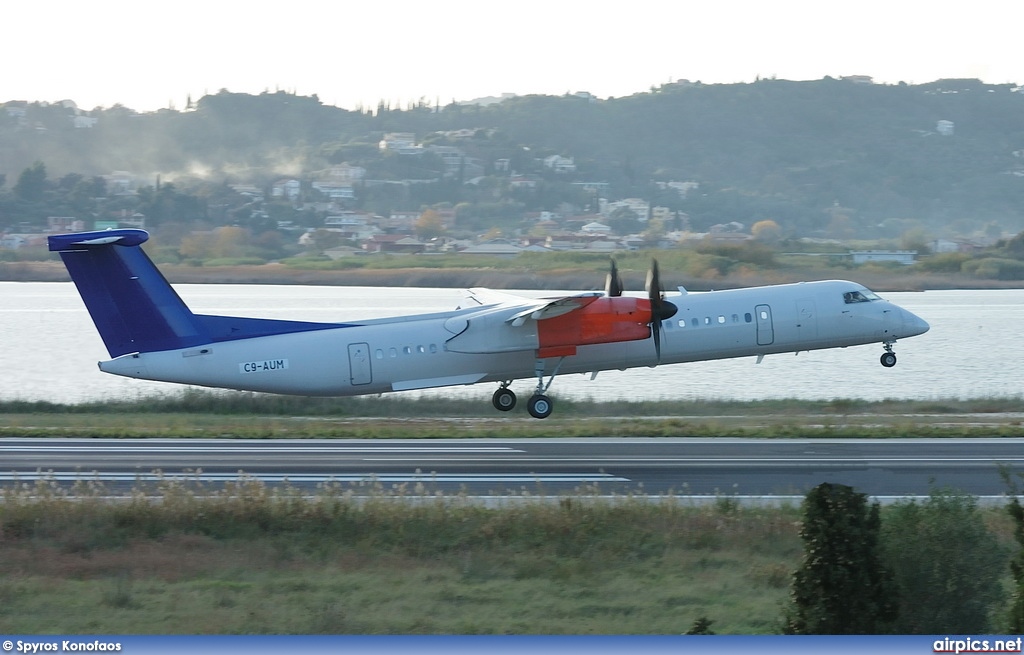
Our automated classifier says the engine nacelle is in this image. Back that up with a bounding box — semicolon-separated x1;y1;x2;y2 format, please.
536;297;652;356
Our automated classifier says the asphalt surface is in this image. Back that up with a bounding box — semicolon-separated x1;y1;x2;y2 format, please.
2;437;1023;499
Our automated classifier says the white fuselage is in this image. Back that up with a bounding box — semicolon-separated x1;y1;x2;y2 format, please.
98;280;928;397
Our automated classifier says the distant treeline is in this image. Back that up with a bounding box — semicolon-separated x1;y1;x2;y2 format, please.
3;78;1024;240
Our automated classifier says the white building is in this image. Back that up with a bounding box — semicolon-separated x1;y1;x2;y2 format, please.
543;155;576;173
272;179;301;200
850;250;918;265
600;198;650;221
581;221;612;234
379;132;420;154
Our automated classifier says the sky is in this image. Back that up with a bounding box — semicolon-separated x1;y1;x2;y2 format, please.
4;0;1023;113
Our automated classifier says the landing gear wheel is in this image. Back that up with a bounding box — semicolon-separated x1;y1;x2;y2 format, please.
492;387;517;412
880;352;897;368
527;394;553;419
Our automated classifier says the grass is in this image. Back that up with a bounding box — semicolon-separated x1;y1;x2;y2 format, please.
3;391;1022;633
0;477;806;634
0;477;1017;634
2;390;1024;439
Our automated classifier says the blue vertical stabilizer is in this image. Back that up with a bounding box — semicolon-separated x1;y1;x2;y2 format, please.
48;229;210;357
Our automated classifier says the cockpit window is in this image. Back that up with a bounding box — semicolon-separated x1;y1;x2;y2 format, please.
843;289;881;304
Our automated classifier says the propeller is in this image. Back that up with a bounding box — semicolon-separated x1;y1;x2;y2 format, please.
644;259;678;362
605;259;624;297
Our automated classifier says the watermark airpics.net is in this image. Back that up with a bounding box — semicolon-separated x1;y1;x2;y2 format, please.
934;637;1023;653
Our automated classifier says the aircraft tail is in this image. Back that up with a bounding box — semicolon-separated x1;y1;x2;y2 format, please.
48;229;210;358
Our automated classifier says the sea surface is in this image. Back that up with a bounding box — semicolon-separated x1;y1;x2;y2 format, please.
1;281;1020;404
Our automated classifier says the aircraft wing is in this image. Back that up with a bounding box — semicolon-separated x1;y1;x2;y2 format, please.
461;288;604;323
445;291;609;355
462;287;528;307
506;293;603;326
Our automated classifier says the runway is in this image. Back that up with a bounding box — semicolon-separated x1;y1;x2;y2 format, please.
2;437;1023;499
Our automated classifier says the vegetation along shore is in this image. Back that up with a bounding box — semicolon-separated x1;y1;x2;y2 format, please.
3;392;1024;439
5;250;1024;292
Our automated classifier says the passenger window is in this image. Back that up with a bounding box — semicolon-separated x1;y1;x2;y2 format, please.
417;345;426;353
429;344;438;353
717;315;726;324
389;347;397;358
677;319;686;328
704;317;711;325
745;313;752;323
691;318;699;327
375;349;384;360
732;314;739;323
760;310;769;320
403;346;412;355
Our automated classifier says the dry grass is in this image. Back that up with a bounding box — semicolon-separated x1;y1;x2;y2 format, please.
3;392;1024;439
0;478;805;634
1;477;1017;634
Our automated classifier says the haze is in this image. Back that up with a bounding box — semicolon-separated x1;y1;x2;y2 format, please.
4;0;1022;112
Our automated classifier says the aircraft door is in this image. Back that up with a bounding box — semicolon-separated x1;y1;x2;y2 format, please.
755;304;774;345
347;342;373;385
796;299;817;340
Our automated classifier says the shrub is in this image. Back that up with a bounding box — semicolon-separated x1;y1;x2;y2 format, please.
882;489;1006;633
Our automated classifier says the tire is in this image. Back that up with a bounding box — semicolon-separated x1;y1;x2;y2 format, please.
880;352;897;368
527;394;553;419
492;388;517;411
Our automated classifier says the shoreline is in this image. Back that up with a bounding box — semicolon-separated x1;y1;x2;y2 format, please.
3;260;1022;291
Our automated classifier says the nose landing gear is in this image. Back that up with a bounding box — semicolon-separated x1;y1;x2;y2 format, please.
880;341;897;368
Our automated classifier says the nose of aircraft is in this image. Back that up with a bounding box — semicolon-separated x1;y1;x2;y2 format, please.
899;306;930;338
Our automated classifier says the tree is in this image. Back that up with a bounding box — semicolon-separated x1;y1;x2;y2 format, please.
784;483;897;634
685;617;716;634
14;161;47;203
607;207;642;235
751;219;781;243
414;209;446;240
1008;489;1024;632
881;489;1004;633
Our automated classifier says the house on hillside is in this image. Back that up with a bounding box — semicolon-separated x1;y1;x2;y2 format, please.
543;155;576;173
272;179;301;200
459;239;524;256
363;235;425;254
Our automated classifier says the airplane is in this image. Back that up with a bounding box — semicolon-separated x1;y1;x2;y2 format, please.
48;229;930;419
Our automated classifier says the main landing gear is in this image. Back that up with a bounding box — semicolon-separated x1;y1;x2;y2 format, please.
880;341;897;368
491;385;554;419
492;384;516;411
491;357;565;419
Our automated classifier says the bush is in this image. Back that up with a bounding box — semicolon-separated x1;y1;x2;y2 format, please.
962;257;1024;280
915;252;970;273
881;489;1007;633
1006;496;1024;631
202;257;270;266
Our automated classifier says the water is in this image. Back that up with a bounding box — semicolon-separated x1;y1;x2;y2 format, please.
0;281;1019;404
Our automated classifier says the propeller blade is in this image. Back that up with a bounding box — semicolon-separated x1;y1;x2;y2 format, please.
605;259;623;297
645;259;677;364
645;259;659;299
653;316;663;361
